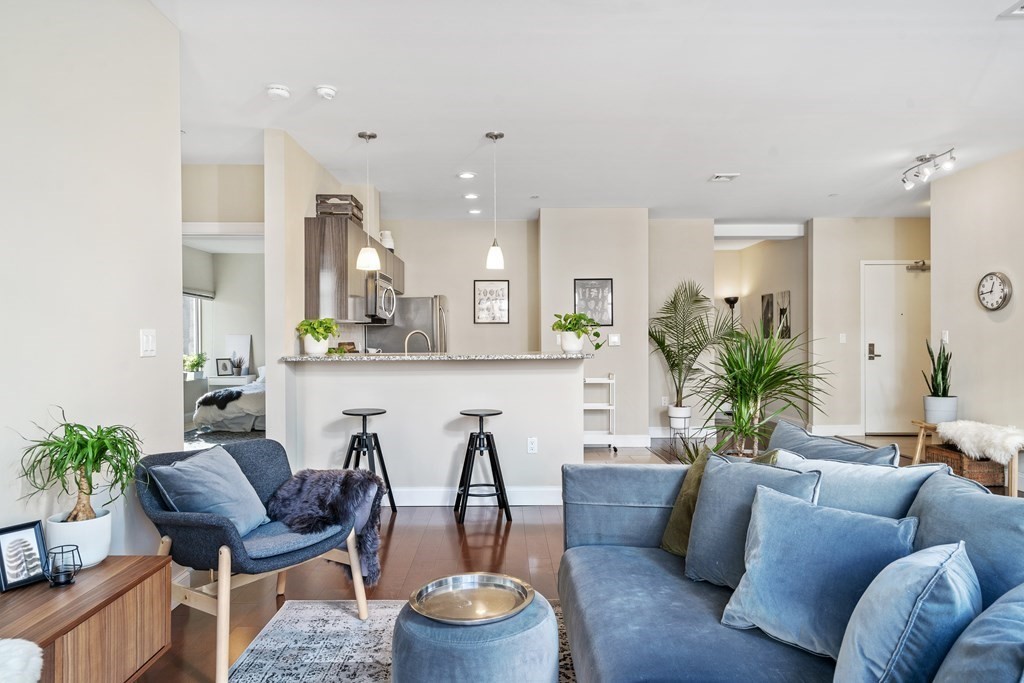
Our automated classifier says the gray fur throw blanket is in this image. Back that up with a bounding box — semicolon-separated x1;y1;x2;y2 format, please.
267;468;384;586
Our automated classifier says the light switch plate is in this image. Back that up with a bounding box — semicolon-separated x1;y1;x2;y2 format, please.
608;333;621;347
839;333;847;344
140;329;156;357
941;330;949;344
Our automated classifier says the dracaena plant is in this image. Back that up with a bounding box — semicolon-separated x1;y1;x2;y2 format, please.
923;339;952;397
20;408;144;522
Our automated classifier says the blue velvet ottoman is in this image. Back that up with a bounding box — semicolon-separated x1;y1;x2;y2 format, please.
391;593;558;683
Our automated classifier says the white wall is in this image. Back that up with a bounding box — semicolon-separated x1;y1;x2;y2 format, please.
648;220;716;434
210;254;266;369
539;209;650;444
382;219;540;353
0;0;181;553
808;218;930;432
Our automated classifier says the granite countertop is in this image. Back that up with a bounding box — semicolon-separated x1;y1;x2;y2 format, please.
281;352;593;362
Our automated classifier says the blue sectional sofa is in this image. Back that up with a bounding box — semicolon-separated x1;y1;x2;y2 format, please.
559;428;1024;682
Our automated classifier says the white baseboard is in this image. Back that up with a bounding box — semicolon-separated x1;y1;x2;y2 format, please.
808;424;862;437
648;427;717;439
390;486;562;507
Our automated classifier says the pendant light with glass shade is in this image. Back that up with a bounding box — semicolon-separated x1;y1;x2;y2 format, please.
485;131;505;270
355;131;382;271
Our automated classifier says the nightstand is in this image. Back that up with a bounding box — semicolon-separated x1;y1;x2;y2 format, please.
208;374;256;387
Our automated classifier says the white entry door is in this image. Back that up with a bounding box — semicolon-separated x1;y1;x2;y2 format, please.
863;263;931;434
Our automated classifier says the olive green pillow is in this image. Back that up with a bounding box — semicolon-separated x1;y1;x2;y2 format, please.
660;448;780;556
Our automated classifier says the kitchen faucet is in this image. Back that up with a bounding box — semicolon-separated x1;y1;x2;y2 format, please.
404;330;432;354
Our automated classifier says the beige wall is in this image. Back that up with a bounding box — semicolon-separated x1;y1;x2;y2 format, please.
182;164;264;222
648;220;716;434
264;130;347;460
539;209;650;442
714;250;742;301
808;218;930;431
382;220;540;353
210;254;266;369
931;149;1024;431
0;0;181;553
737;238;808;335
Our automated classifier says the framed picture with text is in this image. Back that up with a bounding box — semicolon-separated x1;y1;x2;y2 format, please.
574;278;613;326
474;280;510;324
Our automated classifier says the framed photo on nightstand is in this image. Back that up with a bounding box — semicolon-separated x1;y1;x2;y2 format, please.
216;358;234;376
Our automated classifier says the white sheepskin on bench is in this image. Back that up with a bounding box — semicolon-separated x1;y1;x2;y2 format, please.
937;420;1024;466
0;639;43;683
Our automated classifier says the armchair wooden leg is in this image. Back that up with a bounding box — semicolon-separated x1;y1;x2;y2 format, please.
276;570;287;596
157;536;172;556
216;546;232;683
346;528;368;621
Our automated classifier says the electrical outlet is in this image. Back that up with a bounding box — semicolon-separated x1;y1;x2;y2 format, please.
527;437;538;454
140;329;156;357
661;396;669;407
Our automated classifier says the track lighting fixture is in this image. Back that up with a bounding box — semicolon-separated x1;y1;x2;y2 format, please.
900;148;955;190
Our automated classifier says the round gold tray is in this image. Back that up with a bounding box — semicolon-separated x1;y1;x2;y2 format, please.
409;572;535;625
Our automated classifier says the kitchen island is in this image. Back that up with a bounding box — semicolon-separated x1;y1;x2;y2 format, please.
279;353;588;505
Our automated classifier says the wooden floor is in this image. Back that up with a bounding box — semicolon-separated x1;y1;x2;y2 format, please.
141;505;564;682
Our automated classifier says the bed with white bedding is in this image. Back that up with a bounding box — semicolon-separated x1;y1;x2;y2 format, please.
193;376;266;432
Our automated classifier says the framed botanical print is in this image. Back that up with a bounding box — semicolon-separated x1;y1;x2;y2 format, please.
574;278;613;326
474;280;509;324
0;520;47;592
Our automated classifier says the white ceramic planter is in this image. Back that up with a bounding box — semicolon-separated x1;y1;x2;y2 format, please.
304;335;330;355
560;333;584;353
46;507;111;568
924;396;958;424
668;405;692;429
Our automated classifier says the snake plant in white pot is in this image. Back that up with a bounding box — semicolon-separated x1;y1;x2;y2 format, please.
923;339;956;423
648;281;736;429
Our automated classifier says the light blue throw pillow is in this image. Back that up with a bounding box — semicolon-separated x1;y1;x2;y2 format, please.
934;581;1024;683
774;449;947;518
149;445;270;536
722;486;917;658
908;470;1024;608
768;419;899;465
685;456;821;589
835;542;982;682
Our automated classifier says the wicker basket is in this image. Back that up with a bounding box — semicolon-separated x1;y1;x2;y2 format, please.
924;444;1005;486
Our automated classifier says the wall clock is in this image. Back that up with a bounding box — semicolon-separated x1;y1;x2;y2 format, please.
977;272;1012;311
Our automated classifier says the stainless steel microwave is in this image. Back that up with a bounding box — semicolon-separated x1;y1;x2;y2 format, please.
365;272;396;324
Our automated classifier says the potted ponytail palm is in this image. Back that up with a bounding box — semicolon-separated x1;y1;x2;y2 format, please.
20;409;144;566
648;281;735;429
923;339;956;423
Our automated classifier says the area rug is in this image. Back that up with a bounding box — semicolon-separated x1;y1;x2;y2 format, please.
184;429;266;451
229;599;575;682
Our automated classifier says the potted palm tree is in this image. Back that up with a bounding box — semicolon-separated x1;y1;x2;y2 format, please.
20;409;144;566
697;327;827;456
648;281;735;429
923;339;956;423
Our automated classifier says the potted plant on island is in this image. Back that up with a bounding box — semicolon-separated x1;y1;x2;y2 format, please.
551;313;605;353
649;280;736;430
183;352;208;379
20;409;144;566
697;327;827;457
296;318;339;355
923;339;956;423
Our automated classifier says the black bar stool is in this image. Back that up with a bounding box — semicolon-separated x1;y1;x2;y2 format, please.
454;409;511;524
342;408;396;512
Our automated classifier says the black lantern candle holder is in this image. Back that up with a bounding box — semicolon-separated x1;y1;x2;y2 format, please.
45;545;83;587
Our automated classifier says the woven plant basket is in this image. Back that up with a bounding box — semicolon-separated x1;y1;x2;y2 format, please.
924;444;1004;487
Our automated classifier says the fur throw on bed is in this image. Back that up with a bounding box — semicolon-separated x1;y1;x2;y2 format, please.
937;420;1024;466
197;388;243;410
267;468;384;585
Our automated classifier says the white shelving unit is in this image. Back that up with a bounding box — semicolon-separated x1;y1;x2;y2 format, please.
583;373;617;451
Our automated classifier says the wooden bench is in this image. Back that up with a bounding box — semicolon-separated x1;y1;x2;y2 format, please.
911;419;1019;497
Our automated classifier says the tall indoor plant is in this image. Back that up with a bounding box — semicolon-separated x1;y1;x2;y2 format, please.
697;327;827;456
648;280;735;428
20;409;144;566
922;339;956;423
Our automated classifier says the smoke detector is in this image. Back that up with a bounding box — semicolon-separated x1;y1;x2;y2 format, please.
265;84;291;100
315;85;337;100
708;173;741;183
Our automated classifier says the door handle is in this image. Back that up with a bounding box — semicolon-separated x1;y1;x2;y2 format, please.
867;343;882;360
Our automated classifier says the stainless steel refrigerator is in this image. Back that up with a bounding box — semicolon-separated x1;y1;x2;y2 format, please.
364;296;448;353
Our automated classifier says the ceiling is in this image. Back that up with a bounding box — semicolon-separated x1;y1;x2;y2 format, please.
154;0;1024;222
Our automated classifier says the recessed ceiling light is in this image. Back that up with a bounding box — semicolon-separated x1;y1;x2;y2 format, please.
265;84;290;100
469;209;482;214
708;173;740;183
529;195;540;199
997;2;1024;19
315;85;337;100
464;193;479;200
458;171;476;179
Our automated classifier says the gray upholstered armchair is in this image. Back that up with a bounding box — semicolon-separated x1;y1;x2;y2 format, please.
136;439;372;683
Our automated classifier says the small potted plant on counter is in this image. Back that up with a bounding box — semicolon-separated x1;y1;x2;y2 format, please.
20;408;144;566
183;352;208;379
923;339;956;423
296;318;339;355
551;313;605;353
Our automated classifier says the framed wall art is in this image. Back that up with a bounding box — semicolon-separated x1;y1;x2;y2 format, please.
776;290;791;339
0;520;46;592
474;280;509;324
216;358;234;376
574;278;613;326
761;293;774;338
